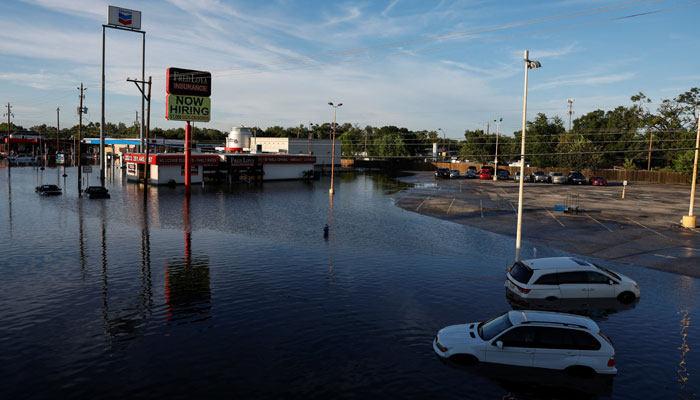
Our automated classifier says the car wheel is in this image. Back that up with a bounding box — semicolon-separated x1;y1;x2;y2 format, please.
617;291;636;304
449;354;479;365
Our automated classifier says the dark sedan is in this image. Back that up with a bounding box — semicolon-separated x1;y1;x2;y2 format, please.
84;186;111;199
435;168;450;179
567;171;587;185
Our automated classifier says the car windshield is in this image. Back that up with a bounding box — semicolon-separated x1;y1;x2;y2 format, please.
534;171;543;175
478;312;513;340
572;173;585;178
594;263;621;281
551;172;563;176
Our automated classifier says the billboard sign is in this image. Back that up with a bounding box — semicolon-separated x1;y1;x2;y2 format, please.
107;6;142;30
166;68;211;97
166;94;211;122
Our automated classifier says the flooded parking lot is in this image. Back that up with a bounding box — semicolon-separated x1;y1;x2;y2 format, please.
1;166;699;399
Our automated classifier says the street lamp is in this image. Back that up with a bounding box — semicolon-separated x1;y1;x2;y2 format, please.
328;102;342;195
438;128;446;162
515;50;541;262
682;111;700;228
493;117;502;181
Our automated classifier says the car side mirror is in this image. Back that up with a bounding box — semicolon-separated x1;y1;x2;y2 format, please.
496;341;504;350
608;280;614;285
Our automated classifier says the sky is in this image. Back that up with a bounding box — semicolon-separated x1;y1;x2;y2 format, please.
2;0;700;139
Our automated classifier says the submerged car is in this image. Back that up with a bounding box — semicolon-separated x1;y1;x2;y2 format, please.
435;168;450;179
35;184;62;195
505;257;640;304
84;186;111;199
589;176;608;186
548;171;567;184
433;310;617;375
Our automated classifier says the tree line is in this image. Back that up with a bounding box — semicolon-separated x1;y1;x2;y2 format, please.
3;87;697;173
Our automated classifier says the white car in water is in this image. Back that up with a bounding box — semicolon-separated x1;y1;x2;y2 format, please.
505;257;640;304
433;310;617;375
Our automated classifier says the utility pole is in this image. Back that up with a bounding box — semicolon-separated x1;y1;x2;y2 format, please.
127;76;153;186
567;98;575;132
3;103;13;157
647;129;654;171
307;122;312;154
77;83;87;197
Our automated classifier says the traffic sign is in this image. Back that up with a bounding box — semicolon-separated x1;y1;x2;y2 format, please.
166;94;211;122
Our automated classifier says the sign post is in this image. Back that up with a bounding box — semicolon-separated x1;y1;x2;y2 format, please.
165;67;211;193
622;180;628;199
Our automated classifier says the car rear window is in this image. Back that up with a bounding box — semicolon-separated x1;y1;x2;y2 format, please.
571;330;601;351
509;262;533;284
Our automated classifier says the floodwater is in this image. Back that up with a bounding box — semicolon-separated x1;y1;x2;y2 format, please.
0;165;698;399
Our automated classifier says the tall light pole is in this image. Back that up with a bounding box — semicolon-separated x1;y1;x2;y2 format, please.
567;98;575;132
493;117;502;181
682;112;700;228
328;102;342;195
438;128;445;162
515;50;541;262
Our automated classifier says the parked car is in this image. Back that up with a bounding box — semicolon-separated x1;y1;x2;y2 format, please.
35;184;62;196
548;171;567;184
465;171;477;179
496;169;510;180
480;165;494;175
505;257;640;304
589;176;608;186
479;169;493;180
450;170;461;178
84;186;111;199
467;166;477;175
531;171;549;183
513;171;531;182
567;171;587;185
433;310;618;375
435;168;450;179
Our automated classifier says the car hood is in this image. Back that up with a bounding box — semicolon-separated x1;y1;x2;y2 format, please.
616;272;638;286
437;322;480;343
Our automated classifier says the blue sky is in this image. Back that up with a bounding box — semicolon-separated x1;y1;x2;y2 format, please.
2;0;699;138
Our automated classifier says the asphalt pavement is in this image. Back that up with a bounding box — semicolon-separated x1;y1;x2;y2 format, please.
396;172;700;278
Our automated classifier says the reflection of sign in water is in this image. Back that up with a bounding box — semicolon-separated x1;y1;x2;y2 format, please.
57;154;65;164
164;255;211;320
127;163;136;174
181;165;198;176
82;165;92;173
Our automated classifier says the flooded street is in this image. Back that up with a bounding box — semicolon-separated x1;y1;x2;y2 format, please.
1;166;698;399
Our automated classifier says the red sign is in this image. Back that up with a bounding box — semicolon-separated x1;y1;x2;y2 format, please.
124;153;220;166
257;155;316;164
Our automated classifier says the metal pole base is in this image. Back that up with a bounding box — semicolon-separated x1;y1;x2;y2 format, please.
682;215;696;228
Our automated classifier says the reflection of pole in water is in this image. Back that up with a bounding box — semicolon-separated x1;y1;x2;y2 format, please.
78;201;86;279
327;193;335;278
184;192;191;266
140;197;152;312
677;309;691;397
6;165;13;238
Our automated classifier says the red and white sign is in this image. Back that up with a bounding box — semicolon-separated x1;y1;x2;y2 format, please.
124;153;220;166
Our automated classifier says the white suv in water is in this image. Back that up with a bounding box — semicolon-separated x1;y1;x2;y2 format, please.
505;257;640;304
433;310;617;375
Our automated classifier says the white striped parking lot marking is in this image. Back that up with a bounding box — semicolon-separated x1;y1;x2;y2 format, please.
416;199;427;211
626;218;669;239
654;254;678;259
544;208;565;227
586;213;613;232
447;198;455;214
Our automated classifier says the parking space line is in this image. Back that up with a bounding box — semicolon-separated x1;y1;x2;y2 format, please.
544;208;565;227
509;201;516;213
447;198;455;214
626;218;669;239
654;254;678;259
416;199;427;211
585;213;613;232
480;199;484;218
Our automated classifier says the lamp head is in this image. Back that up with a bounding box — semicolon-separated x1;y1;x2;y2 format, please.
328;102;333;106
527;60;542;69
338;103;343;107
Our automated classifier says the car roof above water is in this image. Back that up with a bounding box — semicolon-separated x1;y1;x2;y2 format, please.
507;310;599;332
521;257;594;271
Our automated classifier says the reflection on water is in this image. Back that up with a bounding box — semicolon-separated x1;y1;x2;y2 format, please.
1;167;699;399
440;357;614;399
506;291;639;322
678;309;691;398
